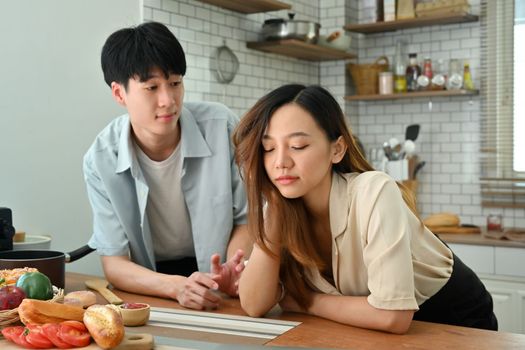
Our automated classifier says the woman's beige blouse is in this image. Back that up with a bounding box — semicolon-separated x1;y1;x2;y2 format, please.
305;171;453;311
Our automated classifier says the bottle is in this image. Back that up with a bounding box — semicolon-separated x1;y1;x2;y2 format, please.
405;53;421;92
393;40;407;93
417;57;433;90
463;60;475;90
447;58;463;90
431;59;446;90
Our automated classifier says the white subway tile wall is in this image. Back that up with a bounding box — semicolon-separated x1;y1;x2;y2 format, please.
143;0;524;228
350;0;524;228
144;0;320;113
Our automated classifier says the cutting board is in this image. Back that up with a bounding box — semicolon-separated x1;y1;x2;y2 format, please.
0;333;166;350
428;225;481;234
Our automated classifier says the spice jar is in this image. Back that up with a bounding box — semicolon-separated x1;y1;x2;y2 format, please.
379;71;393;95
487;214;503;232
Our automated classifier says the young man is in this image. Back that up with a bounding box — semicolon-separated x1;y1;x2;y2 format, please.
83;22;251;310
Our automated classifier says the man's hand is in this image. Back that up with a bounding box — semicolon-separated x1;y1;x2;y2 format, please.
175;272;222;310
209;249;245;297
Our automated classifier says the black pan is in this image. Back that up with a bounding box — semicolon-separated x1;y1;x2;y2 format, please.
0;245;95;288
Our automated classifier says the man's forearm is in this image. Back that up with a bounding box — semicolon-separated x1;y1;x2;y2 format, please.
101;255;185;299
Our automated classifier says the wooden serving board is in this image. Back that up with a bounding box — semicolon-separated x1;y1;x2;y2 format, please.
0;333;168;350
428;225;481;234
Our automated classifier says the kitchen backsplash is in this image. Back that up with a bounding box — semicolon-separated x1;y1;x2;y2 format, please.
144;0;524;229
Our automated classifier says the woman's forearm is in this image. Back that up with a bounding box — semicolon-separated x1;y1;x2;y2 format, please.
308;294;415;334
238;245;281;317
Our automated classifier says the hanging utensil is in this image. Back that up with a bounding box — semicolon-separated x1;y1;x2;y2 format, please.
212;41;239;84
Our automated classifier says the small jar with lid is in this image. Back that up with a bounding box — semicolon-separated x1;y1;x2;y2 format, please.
431;59;446;90
378;71;393;95
447;58;463;90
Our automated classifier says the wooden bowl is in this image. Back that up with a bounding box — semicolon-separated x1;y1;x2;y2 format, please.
118;303;150;327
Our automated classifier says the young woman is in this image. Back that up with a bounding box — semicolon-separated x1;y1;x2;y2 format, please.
233;84;497;334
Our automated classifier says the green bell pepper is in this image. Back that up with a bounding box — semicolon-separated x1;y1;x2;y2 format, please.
15;272;53;300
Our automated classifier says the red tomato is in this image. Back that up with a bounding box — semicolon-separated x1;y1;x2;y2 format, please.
25;324;54;349
60;320;87;332
15;328;37;349
41;323;73;349
58;323;91;347
1;325;25;342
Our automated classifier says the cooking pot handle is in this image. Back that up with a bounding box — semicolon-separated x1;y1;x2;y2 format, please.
65;245;95;263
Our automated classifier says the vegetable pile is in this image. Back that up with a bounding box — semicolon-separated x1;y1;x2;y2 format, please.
0;270;54;311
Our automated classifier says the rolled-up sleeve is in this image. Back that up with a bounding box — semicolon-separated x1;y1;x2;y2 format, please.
361;177;419;311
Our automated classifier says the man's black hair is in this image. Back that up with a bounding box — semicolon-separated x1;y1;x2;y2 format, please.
101;21;186;89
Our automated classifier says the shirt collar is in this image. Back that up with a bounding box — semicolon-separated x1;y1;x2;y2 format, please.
329;172;349;238
114;106;212;175
179;106;212;158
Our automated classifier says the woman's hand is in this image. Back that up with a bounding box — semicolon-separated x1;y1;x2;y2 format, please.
209;249;245;297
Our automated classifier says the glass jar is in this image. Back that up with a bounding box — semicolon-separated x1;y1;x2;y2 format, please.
487;214;503;232
431;59;446;90
418;57;433;90
447;58;463;90
379;71;394;95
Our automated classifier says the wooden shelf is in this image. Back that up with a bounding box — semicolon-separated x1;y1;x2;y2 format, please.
344;13;478;34
195;0;290;14
247;40;357;61
344;89;479;101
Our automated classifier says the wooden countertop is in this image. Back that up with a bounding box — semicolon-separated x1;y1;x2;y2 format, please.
66;272;525;350
438;233;525;248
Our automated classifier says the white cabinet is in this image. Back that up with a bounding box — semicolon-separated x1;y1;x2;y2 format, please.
449;243;525;334
480;276;525;334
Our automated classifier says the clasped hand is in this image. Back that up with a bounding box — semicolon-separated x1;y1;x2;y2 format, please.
176;249;245;310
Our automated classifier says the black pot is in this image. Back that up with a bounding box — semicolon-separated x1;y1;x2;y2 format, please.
0;245;95;288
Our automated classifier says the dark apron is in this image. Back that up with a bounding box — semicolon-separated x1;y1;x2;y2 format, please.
414;253;498;330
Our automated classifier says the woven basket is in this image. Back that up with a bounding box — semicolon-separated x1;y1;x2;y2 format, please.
0;289;64;327
347;56;390;95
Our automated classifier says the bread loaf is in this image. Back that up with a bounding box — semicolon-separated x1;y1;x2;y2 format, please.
83;304;124;349
64;290;97;308
18;298;85;325
423;212;460;227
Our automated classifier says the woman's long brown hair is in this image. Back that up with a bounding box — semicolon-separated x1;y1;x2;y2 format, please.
233;84;417;309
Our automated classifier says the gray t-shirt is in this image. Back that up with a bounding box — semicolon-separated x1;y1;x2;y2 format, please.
83;101;247;272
